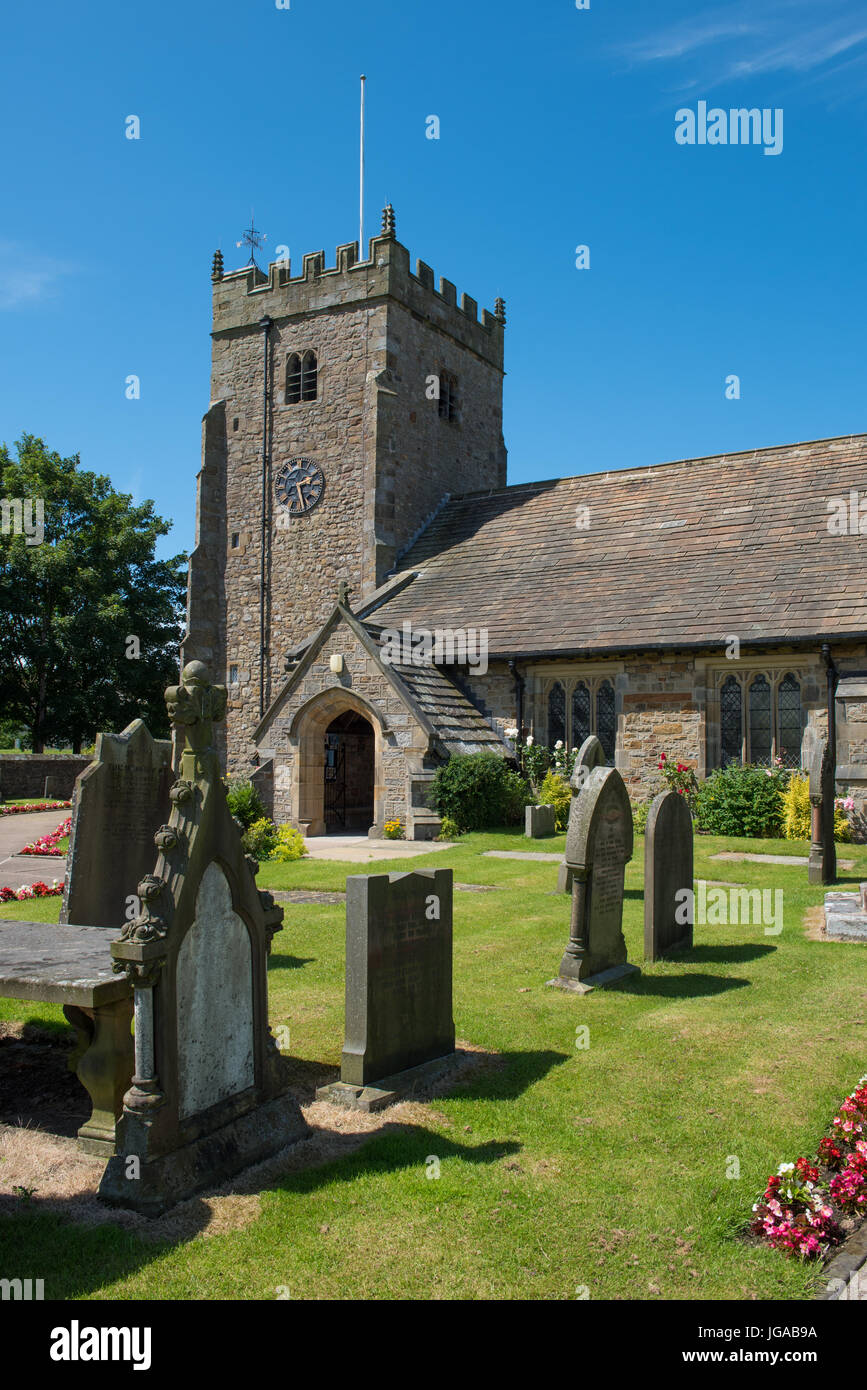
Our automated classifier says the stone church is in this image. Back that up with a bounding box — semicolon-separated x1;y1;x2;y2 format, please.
184;206;867;838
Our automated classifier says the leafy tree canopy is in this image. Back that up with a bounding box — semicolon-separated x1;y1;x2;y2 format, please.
0;434;187;751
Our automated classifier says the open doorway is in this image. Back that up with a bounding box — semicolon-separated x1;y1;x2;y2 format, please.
324;710;374;833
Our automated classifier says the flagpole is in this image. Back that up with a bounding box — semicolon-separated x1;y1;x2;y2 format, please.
359;74;366;255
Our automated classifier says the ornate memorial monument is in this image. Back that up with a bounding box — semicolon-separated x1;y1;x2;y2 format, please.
548;764;638;993
98;661;308;1216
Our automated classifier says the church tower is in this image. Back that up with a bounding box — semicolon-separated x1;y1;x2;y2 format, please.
185;207;507;771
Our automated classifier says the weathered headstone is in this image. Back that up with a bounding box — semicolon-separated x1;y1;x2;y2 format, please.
526;803;556;838
61;721;173;929
44;774;64;800
98;661;308;1217
643;790;694;961
807;730;836;886
317;867;456;1111
548;765;637;992
557;736;606;893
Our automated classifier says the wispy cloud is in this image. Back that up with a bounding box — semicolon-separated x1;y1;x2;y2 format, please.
621;1;867;98
0;242;72;310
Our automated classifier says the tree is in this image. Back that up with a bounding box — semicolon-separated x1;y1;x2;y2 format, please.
0;435;187;751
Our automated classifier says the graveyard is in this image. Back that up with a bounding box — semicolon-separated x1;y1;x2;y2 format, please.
1;781;866;1299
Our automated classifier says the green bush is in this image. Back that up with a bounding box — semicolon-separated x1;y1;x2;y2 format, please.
539;770;571;831
226;778;266;830
438;816;464;840
781;773;853;843
431;751;531;832
269;824;308;861
694;764;788;839
242;817;279;861
631;801;651;835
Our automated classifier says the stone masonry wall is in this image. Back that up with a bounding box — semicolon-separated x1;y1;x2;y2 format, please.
0;756;91;801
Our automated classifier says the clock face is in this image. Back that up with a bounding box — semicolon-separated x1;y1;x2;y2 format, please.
274;457;325;516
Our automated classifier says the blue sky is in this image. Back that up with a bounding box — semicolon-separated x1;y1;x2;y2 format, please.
1;0;865;557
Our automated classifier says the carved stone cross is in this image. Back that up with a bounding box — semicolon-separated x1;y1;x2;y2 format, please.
164;661;228;755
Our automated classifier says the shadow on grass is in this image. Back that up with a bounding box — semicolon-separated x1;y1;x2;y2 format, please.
680;944;777;965
292;1048;568;1106
268;954;316;971
611;973;751;999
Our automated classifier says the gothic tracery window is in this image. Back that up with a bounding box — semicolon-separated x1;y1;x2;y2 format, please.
720;675;743;766
777;673;802;769
548;682;566;747
571;681;591;748
748;674;772;765
596;680;616;764
286;350;318;404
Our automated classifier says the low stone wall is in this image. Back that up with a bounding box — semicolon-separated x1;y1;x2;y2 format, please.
0;755;91;801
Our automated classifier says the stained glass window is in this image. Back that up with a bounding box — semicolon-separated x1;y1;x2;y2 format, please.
777;674;802;768
571;681;591;749
548;682;566;747
596;680;616;764
749;674;772;765
720;676;743;766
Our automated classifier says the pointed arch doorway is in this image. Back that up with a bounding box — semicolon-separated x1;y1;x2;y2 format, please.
324;710;374;832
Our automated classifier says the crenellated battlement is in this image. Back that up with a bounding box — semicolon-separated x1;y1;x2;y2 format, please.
210;207;505;366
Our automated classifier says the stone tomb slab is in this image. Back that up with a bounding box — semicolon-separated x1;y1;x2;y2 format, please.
711;852;855;870
824;893;867;942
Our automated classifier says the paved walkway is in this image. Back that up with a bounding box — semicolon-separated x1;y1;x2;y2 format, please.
0;810;69;890
302;834;455;863
711;851;855;869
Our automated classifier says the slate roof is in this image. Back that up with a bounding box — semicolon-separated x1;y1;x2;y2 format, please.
388;662;505;756
370;434;867;656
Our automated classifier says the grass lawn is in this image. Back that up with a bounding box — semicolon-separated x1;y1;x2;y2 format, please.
1;828;866;1301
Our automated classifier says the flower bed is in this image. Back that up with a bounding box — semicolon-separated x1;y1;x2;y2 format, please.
0;801;71;816
751;1076;867;1259
19;818;71;855
0;880;64;902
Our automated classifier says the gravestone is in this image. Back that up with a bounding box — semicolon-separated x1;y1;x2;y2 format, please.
548;765;637;992
806;730;836;886
643;789;694;961
317;867;456;1111
61;721;173;929
44;774;64;800
526;803;556;838
557;736;607;893
98;661;308;1217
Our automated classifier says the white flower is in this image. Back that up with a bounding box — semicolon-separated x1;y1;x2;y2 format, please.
505;727;518;739
555;740;564;750
526;737;534;747
778;1162;795;1174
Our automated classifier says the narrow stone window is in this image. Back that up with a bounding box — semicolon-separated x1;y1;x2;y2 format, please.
571;681;591;749
596;680;616;765
720;675;743;766
301;350;318;401
286;353;302;404
438;370;458;422
233;416;240;432
231;532;240;549
229;665;239;684
548;682;566;747
777;673;802;768
749;674;772;765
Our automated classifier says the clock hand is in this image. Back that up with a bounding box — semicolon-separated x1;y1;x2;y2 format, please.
295;483;306;506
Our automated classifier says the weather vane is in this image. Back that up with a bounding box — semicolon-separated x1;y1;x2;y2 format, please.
236;212;267;268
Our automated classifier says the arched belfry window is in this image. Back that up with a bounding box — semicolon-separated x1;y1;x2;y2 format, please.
286;353;302;404
286;350;318;404
596;680;616;764
548;682;566;747
777;674;802;768
720;676;743;766
301;350;318;401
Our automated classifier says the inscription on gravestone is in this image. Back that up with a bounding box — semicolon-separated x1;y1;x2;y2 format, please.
317;867;456;1110
61;721;173;929
548;765;638;993
644;789;694;962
